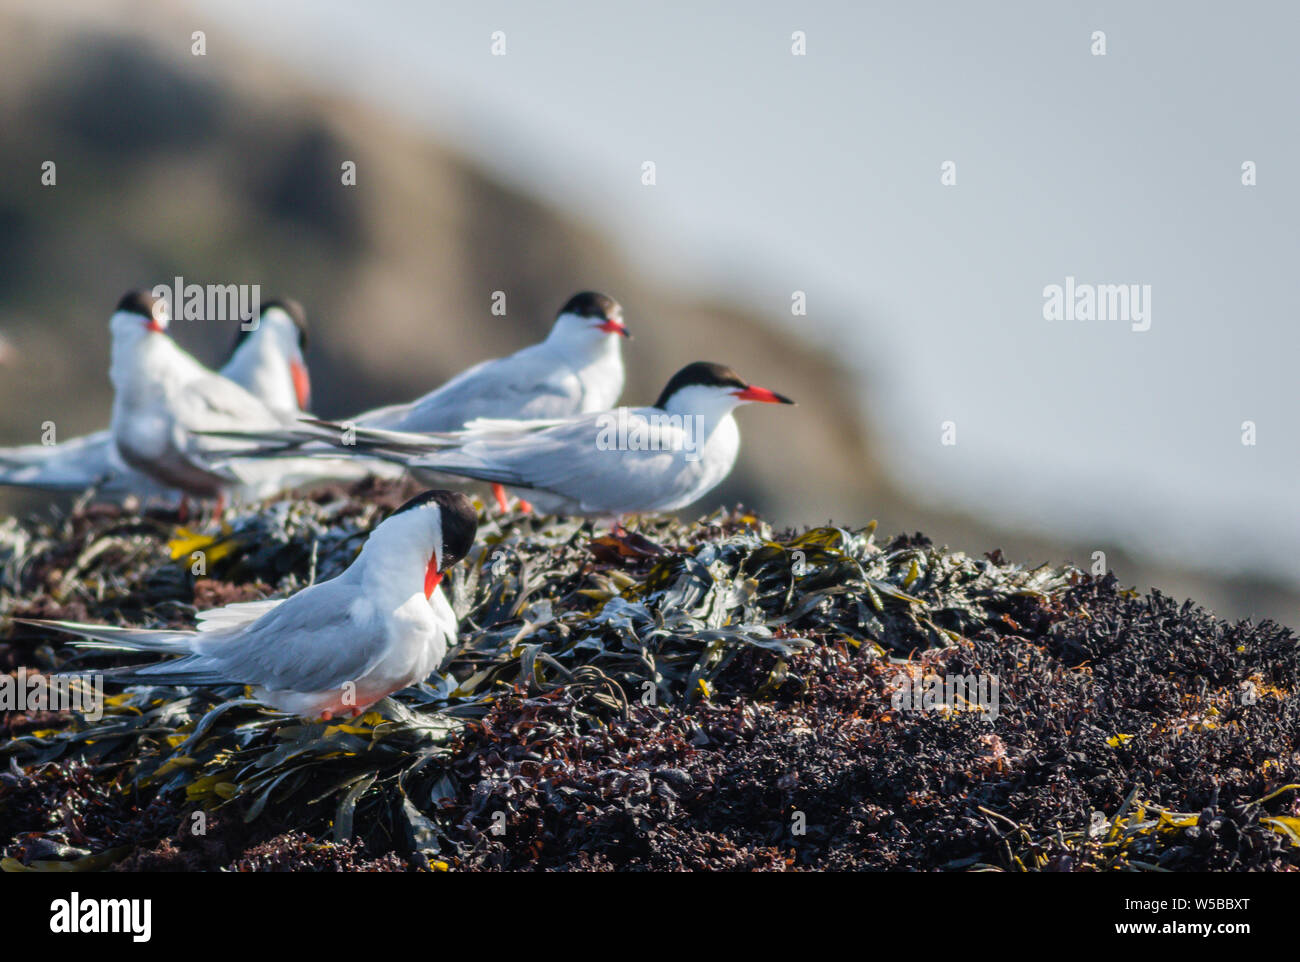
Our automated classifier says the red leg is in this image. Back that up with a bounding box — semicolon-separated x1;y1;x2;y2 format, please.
492;483;510;513
517;497;533;514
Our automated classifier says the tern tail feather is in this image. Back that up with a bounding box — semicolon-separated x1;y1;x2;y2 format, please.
14;618;197;653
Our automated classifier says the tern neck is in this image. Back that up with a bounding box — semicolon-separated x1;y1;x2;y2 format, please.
543;316;621;366
356;510;443;602
109;321;171;396
569;332;623;401
661;387;743;442
223;323;300;416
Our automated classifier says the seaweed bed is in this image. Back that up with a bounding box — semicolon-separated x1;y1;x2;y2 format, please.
1;477;1297;872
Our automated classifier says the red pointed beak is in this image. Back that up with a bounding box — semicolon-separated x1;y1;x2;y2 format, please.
734;385;795;405
424;560;444;600
598;318;631;338
291;360;312;411
146;318;166;334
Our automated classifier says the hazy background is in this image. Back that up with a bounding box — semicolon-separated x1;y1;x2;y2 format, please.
1;0;1296;628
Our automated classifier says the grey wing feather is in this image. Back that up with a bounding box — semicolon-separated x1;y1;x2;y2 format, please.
16;619;232;686
175;373;286;432
368;348;582;432
0;432;117;489
170;373;291;472
418;411;699;512
194;579;390;693
15;618;197;652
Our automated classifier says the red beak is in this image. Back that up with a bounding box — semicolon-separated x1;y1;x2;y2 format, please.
598;318;631;338
424;560;444;600
291;360;312;411
146;319;166;334
734;385;795;405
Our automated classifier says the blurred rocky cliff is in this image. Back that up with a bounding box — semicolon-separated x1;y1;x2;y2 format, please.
0;2;1294;627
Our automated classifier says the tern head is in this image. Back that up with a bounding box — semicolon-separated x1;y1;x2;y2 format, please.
229;298;311;410
653;361;795;416
380;489;479;599
547;291;630;345
256;298;309;351
111;289;170;337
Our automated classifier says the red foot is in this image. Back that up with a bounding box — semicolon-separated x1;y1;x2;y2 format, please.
492;483;510;513
518;498;533;514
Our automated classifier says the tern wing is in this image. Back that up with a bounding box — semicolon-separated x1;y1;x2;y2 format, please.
0;431;179;497
15;618;232;685
412;410;711;513
15;618;197;653
199;345;580;453
222;454;407;496
0;429;111;469
19;583;386;693
0;431;116;488
168;372;292;472
457;416;572;435
194;598;287;632
174;372;285;433
193;577;393;693
366;347;582;432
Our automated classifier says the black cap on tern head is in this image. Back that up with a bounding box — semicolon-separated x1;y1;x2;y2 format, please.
653;361;796;409
391;489;479;569
116;289;163;319
559;291;621;320
653;361;749;409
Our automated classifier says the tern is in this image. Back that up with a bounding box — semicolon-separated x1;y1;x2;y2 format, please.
357;291;628;433
227;291;629;511
218;297;312;419
19;489;478;719
108;289;292;497
0;297;312;496
276;361;794;517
